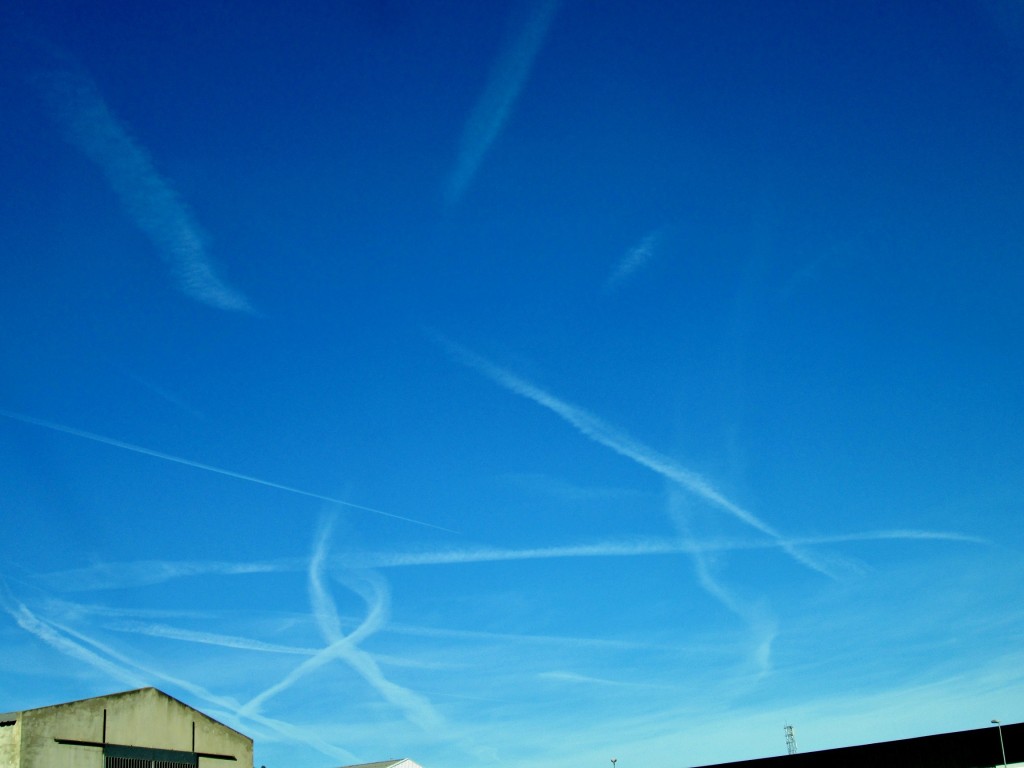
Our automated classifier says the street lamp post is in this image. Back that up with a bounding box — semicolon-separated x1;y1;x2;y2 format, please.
992;720;1007;768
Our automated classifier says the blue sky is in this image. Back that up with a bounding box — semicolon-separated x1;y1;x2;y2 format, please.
1;1;1023;766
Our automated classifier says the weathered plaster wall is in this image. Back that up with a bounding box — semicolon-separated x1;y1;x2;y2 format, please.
19;695;100;768
16;689;252;768
0;720;21;768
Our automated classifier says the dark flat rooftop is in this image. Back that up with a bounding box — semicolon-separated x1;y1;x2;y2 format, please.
693;722;1022;768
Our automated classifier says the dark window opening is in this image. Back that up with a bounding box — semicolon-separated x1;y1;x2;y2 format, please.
103;744;198;768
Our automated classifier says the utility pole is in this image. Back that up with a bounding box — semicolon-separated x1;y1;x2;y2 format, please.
992;720;1007;768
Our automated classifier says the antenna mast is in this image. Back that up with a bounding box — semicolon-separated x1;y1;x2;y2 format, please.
784;725;798;755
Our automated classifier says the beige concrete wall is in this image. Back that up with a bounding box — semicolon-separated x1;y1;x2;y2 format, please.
0;720;21;768
19;695;101;768
16;689;252;768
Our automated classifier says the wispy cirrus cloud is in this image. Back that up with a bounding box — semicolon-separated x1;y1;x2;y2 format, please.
606;229;662;291
35;66;253;312
0;409;456;533
445;0;560;205
437;338;839;578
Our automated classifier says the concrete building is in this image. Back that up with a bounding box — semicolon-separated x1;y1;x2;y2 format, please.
0;688;253;768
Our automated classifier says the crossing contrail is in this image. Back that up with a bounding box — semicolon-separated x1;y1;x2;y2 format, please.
437;338;838;577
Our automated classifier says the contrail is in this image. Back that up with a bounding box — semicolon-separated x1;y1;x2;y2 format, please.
116;366;206;420
107;620;453;670
538;671;676;690
40;558;294;592
36;66;253;312
445;0;560;204
241;520;444;730
0;409;457;533
669;491;778;676
312;523;446;729
111;622;317;656
37;528;983;591
1;585;357;762
53;617;359;763
353;529;984;568
385;621;676;651
0;582;146;687
438;339;836;577
309;516;345;644
42;598;217;621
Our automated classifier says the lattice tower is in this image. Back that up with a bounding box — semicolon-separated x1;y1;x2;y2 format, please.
784;725;798;755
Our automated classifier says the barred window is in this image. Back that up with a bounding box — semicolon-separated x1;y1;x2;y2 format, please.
103;746;198;768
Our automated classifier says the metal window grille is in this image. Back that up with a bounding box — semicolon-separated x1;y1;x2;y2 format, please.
105;753;198;768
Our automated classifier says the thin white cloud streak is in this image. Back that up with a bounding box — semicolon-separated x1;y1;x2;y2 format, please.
385;622;682;651
52;618;357;764
690;546;777;675
111;622;316;656
668;491;778;677
36;67;253;312
501;471;645;502
107;620;456;670
359;529;984;568
117;367;206;420
0;409;457;533
309;516;345;644
41;558;293;592
43;598;217;621
239;629;442;730
37;529;984;592
1;585;356;762
606;230;660;290
0;583;146;688
538;671;675;689
445;0;560;204
438;339;839;577
241;520;444;731
483;648;1024;768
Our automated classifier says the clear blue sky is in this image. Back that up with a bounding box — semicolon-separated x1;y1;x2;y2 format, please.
1;2;1022;767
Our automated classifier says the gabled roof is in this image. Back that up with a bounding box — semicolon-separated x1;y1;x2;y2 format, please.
12;686;167;714
0;687;248;740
